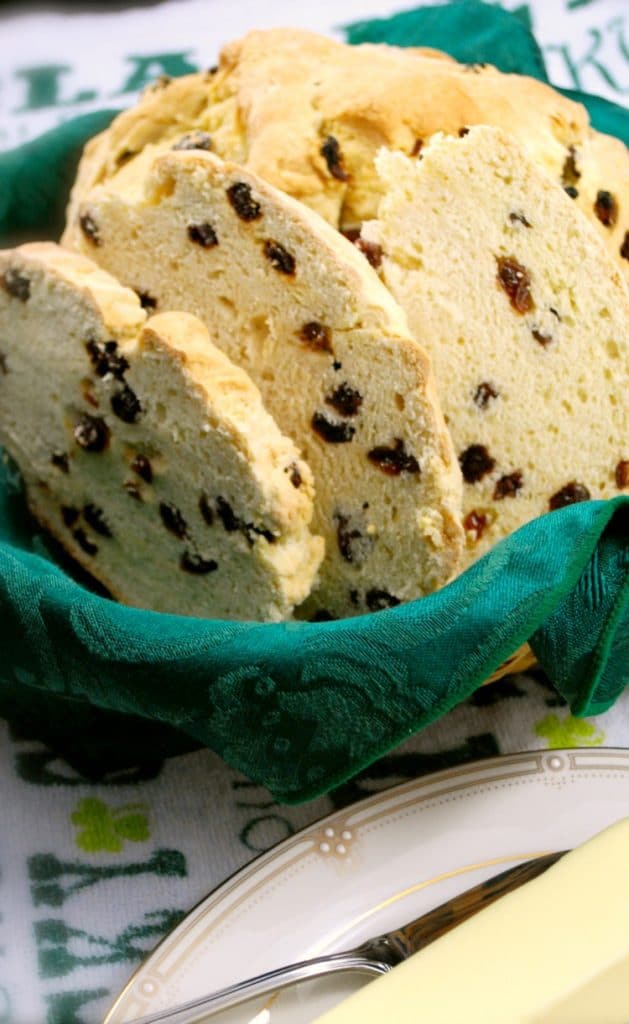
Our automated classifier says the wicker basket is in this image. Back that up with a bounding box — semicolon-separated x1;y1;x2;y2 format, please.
485;643;537;684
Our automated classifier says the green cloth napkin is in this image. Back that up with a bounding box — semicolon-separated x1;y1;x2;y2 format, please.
0;0;627;803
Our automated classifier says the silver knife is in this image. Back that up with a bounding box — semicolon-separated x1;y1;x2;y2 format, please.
125;850;564;1024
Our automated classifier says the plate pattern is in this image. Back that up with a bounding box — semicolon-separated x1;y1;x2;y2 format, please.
107;749;629;1022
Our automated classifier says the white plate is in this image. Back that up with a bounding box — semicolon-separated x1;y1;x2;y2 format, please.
106;748;629;1024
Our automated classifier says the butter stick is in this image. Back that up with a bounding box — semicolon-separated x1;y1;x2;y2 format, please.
314;819;629;1024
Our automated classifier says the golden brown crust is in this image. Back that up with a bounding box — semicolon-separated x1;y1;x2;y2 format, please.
62;29;628;275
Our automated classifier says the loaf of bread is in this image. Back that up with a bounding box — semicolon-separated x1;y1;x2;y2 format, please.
362;127;629;566
68;149;464;617
62;28;629;278
0;242;324;620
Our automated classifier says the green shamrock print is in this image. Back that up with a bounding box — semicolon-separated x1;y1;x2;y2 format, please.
534;713;605;749
71;798;150;853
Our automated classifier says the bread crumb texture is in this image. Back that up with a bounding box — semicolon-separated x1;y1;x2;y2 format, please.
363;127;628;567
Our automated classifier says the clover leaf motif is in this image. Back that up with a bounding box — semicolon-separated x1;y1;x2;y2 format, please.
71;797;150;853
534;713;605;749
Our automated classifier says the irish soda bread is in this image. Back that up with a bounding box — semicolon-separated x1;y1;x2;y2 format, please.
70;150;463;617
0;242;323;620
362;127;629;566
62;28;629;277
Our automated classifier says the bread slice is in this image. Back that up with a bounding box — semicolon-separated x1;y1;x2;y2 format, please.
62;28;629;278
0;242;323;620
69;151;463;617
362;127;629;566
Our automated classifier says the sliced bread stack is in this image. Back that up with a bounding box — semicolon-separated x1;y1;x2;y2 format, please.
0;243;324;620
9;30;626;622
68;149;464;618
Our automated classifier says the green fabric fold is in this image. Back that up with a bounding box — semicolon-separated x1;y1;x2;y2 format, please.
0;111;118;241
345;0;546;79
0;0;627;802
1;444;627;802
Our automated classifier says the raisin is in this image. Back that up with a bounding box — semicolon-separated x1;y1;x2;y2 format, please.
341;228;361;243
335;512;363;564
494;471;523;500
172;131;213;152
227;182;262;221
354;238;383;269
312;413;356;444
215;495;239;532
473;382;498;409
131;454;153;483
83;504;112;537
458;128;469;138
74;413;110;452
621;232;629;261
115;149;136;167
366;589;400;612
463;509;489;541
124;480;143;501
310;610;337;621
411;137;424;154
508;211;531;228
73;528;98;556
86;338;129;380
332;360;343;371
0;352;7;375
61;506;80;527
564;186;579;199
215;495;275;544
187;222;218;248
320;135;349;181
531;328;552;347
199;493;214;526
180;551;218;574
79;213;101;246
298;322;332;353
287;463;302;488
51;451;69;473
111;385;142;423
137;290;158;310
263;240;295;275
561;146;581;187
459;444;495;483
549;481;590;510
1;268;30;301
368;439;420;476
615;460;629;489
496;256;534;314
325;382;363;417
594;190;617;227
206;64;219;75
250;523;276;544
159;502;188;538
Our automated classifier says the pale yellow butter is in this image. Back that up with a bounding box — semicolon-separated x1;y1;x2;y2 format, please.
314;819;629;1024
